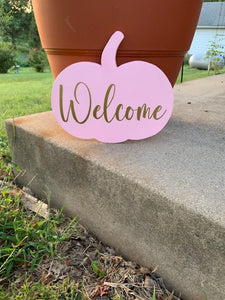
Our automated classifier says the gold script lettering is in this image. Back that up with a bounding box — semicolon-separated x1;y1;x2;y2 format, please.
59;82;167;124
59;82;91;124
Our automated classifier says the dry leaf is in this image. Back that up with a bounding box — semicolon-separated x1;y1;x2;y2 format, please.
94;285;110;297
65;260;70;266
151;265;159;273
167;291;174;300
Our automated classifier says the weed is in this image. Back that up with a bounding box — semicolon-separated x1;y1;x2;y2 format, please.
204;291;208;300
205;36;225;75
152;286;156;300
0;276;81;299
0;133;18;184
91;260;105;278
0;188;79;279
112;293;123;300
91;250;106;278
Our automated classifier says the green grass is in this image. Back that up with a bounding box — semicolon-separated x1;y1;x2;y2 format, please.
0;277;82;300
176;64;225;83
0;188;78;279
0;68;83;299
0;156;82;299
0;132;79;280
0;67;53;135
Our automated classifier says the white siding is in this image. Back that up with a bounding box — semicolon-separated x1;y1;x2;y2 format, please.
189;28;225;55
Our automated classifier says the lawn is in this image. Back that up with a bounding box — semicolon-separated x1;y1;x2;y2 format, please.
176;64;225;83
0;68;53;135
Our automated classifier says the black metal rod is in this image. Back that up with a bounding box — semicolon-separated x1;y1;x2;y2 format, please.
181;60;184;83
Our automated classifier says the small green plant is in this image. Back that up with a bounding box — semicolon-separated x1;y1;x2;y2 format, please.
0;134;15;182
152;286;156;300
0;134;10;162
0;45;15;73
28;48;48;73
91;260;105;278
91;250;106;278
112;294;123;300
205;36;225;74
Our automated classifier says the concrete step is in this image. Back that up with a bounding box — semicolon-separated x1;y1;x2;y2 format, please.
5;74;225;299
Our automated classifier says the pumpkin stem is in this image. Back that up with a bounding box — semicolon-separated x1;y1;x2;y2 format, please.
101;31;124;69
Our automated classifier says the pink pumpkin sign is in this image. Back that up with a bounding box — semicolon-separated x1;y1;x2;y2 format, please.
51;31;174;143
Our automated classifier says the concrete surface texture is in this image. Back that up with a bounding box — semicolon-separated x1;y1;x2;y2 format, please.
5;74;225;299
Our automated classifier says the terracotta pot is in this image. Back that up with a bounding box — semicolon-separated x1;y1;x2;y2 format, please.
32;0;202;86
